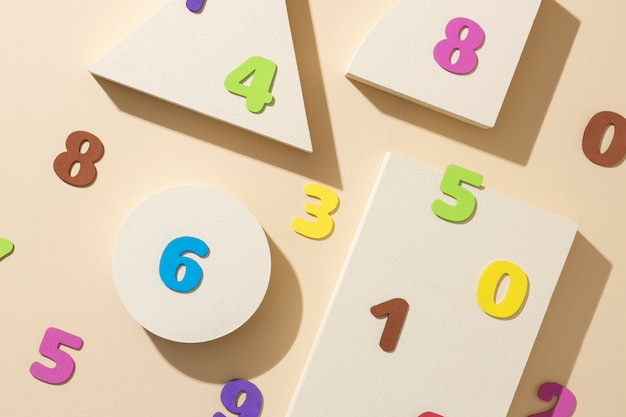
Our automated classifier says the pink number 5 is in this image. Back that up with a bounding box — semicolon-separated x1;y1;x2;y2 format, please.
30;327;84;385
433;17;485;75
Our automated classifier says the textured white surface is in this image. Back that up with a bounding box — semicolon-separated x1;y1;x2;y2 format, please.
90;0;312;151
346;0;542;127
112;185;271;343
286;152;577;417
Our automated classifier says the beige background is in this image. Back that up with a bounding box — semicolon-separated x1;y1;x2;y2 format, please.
0;0;620;415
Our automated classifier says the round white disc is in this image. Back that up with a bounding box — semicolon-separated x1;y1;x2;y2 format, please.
112;185;271;343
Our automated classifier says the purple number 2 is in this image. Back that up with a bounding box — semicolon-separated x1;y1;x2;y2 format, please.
213;379;263;417
29;327;83;385
528;382;576;417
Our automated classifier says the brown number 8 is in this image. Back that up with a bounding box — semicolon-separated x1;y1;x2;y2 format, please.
53;131;104;187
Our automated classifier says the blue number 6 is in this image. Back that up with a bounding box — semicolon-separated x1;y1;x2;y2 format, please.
159;236;209;293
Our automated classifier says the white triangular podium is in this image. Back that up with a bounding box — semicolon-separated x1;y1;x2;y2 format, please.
91;0;312;152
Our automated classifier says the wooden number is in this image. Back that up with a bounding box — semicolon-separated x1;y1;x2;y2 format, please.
370;298;409;352
582;111;626;167
431;164;483;222
528;382;576;417
225;56;277;113
291;183;339;239
433;17;485;75
53;130;104;187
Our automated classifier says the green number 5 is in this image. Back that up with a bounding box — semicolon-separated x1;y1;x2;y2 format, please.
431;164;483;222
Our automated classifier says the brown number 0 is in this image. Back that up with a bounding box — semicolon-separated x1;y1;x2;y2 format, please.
53;131;104;186
370;298;409;352
582;111;626;167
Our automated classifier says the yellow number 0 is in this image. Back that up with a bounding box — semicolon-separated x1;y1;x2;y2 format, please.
476;260;528;319
291;183;339;239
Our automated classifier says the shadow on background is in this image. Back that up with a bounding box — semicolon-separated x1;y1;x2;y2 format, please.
94;0;341;188
506;232;611;416
350;0;579;166
147;237;302;383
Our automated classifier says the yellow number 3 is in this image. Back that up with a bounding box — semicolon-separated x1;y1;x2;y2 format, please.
291;183;339;239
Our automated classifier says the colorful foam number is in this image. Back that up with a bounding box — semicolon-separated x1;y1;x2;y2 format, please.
370;298;409;352
285;152;577;417
582;111;626;167
291;183;340;239
476;260;528;319
346;0;542;128
112;185;271;343
431;164;483;222
528;382;577;417
53;131;104;187
224;56;278;113
0;237;14;261
159;236;210;293
30;327;83;385
90;0;312;152
433;17;485;75
213;379;263;417
186;0;205;13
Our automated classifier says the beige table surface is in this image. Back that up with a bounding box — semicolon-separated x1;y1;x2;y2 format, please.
0;0;621;415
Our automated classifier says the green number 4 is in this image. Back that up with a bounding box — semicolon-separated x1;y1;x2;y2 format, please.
224;56;277;113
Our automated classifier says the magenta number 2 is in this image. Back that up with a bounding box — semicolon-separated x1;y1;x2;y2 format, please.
433;17;485;75
528;382;577;417
30;327;83;384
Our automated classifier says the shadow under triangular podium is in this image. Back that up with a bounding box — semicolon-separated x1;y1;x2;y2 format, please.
91;0;313;152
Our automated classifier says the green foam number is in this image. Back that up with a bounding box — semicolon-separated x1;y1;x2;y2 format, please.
224;56;277;113
431;164;483;222
0;238;14;260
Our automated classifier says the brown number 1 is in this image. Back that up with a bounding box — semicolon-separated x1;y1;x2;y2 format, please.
370;298;409;352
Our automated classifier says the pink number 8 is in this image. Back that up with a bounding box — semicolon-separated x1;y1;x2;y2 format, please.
433;17;485;75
